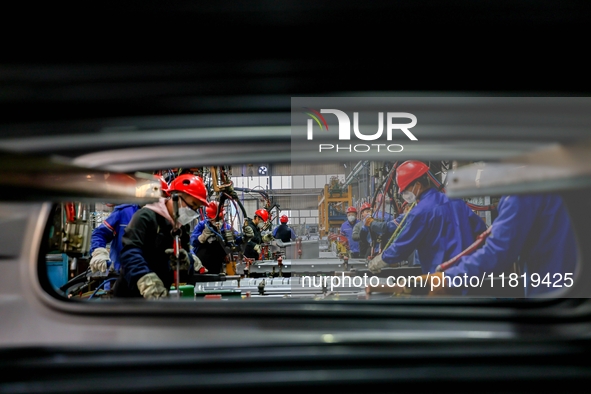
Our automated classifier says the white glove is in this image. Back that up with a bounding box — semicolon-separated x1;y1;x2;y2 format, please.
261;231;274;243
137;272;167;299
165;248;191;270
198;225;215;244
243;225;254;239
192;253;208;274
224;229;235;243
89;247;109;273
368;253;388;274
253;244;262;254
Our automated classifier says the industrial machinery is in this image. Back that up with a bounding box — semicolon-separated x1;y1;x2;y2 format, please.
318;182;353;237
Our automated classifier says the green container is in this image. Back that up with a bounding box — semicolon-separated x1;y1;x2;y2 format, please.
170;284;195;297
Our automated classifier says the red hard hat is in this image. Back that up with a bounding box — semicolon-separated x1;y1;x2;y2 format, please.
360;202;372;212
255;208;269;222
167;174;208;205
396;160;430;192
206;201;224;220
346;206;357;214
280;215;288;223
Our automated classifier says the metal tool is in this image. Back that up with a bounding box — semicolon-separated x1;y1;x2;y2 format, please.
171;192;181;298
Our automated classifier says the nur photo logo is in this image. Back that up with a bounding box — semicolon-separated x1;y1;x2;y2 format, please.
303;108;418;153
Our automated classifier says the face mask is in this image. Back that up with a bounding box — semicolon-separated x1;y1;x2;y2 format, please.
401;184;418;204
257;221;265;229
347;214;356;222
177;207;198;226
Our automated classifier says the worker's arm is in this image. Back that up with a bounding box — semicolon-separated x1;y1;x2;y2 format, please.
89;210;120;254
445;196;534;278
190;221;207;249
369;219;397;236
120;210;157;287
244;223;261;258
381;212;426;265
352;221;363;241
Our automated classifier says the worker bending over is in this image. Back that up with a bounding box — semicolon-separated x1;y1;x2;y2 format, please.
369;160;487;274
442;193;578;297
243;208;269;260
114;174;208;299
191;201;240;274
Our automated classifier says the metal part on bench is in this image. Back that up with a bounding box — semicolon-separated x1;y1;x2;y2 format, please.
194;276;367;298
248;258;368;275
247;258;423;277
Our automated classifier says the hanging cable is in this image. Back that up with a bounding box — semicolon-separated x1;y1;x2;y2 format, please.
383;201;417;250
88;278;118;300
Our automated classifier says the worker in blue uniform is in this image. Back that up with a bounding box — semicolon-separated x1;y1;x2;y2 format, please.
443;194;578;297
89;174;141;276
89;204;141;275
272;215;297;242
191;201;241;274
368;160;487;274
340;206;361;258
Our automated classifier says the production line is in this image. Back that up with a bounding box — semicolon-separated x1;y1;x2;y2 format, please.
47;161;536;301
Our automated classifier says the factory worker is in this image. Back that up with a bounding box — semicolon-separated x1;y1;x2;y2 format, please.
191;201;240;275
114;174;208;299
359;201;396;256
272;215;297;243
89;204;140;275
340;206;361;258
352;203;373;258
88;173;142;291
243;208;269;259
441;193;578;297
368;160;487;274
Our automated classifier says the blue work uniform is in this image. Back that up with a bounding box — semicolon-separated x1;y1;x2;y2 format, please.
445;194;578;297
340;219;360;255
370;211;420;265
381;188;487;273
272;224;297;243
191;219;236;274
364;211;393;254
90;204;140;272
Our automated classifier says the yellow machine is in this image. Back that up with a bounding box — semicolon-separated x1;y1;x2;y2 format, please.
318;182;353;238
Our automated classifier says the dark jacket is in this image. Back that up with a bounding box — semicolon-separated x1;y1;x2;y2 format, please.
352;221;371;258
190;219;232;274
243;218;262;259
114;208;191;297
273;223;296;243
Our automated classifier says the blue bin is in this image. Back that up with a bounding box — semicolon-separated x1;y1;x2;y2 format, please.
46;253;69;290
